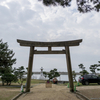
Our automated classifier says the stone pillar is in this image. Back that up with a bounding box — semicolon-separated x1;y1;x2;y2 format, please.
65;46;74;92
26;46;34;92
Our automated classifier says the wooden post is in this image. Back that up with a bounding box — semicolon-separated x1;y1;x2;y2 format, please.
65;46;74;92
26;46;34;92
48;46;51;51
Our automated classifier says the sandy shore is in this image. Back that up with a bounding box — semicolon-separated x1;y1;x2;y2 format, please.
17;84;79;100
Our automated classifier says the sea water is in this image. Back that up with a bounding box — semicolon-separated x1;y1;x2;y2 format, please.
32;74;80;82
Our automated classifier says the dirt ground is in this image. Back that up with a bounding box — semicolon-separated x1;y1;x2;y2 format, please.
1;84;100;100
17;84;79;100
0;87;20;100
76;86;100;100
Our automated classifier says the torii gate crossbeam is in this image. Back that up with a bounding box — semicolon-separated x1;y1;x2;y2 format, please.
17;39;82;92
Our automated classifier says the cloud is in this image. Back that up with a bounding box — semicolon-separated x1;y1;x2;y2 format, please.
0;0;100;74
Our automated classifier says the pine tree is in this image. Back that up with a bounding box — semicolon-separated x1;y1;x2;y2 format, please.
0;39;16;77
39;0;100;13
13;66;26;85
78;63;89;75
47;68;60;81
90;64;97;74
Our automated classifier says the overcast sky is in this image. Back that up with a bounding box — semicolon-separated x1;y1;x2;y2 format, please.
0;0;100;73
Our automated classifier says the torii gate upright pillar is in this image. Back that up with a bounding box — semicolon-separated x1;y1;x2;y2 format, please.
65;46;74;92
26;46;34;92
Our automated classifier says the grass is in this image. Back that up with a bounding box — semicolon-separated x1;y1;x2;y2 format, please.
31;79;46;85
60;82;99;87
0;78;45;85
0;87;20;100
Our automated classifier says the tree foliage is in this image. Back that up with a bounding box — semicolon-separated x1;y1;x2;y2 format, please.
97;61;100;71
0;39;17;85
78;63;89;75
48;68;60;80
78;64;85;71
72;70;77;82
90;64;97;74
13;66;26;85
43;68;60;80
1;73;17;86
43;71;48;78
89;61;100;74
0;39;16;75
39;0;100;13
80;70;89;75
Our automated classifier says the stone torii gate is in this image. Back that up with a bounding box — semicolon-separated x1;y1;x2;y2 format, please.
17;39;82;92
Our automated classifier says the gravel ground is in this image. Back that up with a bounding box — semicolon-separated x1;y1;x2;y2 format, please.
76;86;100;100
17;84;79;100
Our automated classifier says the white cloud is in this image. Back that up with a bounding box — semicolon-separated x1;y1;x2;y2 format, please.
0;0;100;74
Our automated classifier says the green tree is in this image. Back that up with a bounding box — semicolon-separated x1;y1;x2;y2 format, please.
97;61;100;72
47;68;60;81
0;39;16;75
72;70;77;82
0;39;16;85
78;64;85;71
90;64;97;74
43;71;48;78
78;63;89;75
1;73;17;86
39;0;100;13
13;66;26;85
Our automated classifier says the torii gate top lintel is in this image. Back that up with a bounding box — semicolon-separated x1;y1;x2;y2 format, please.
17;39;82;47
